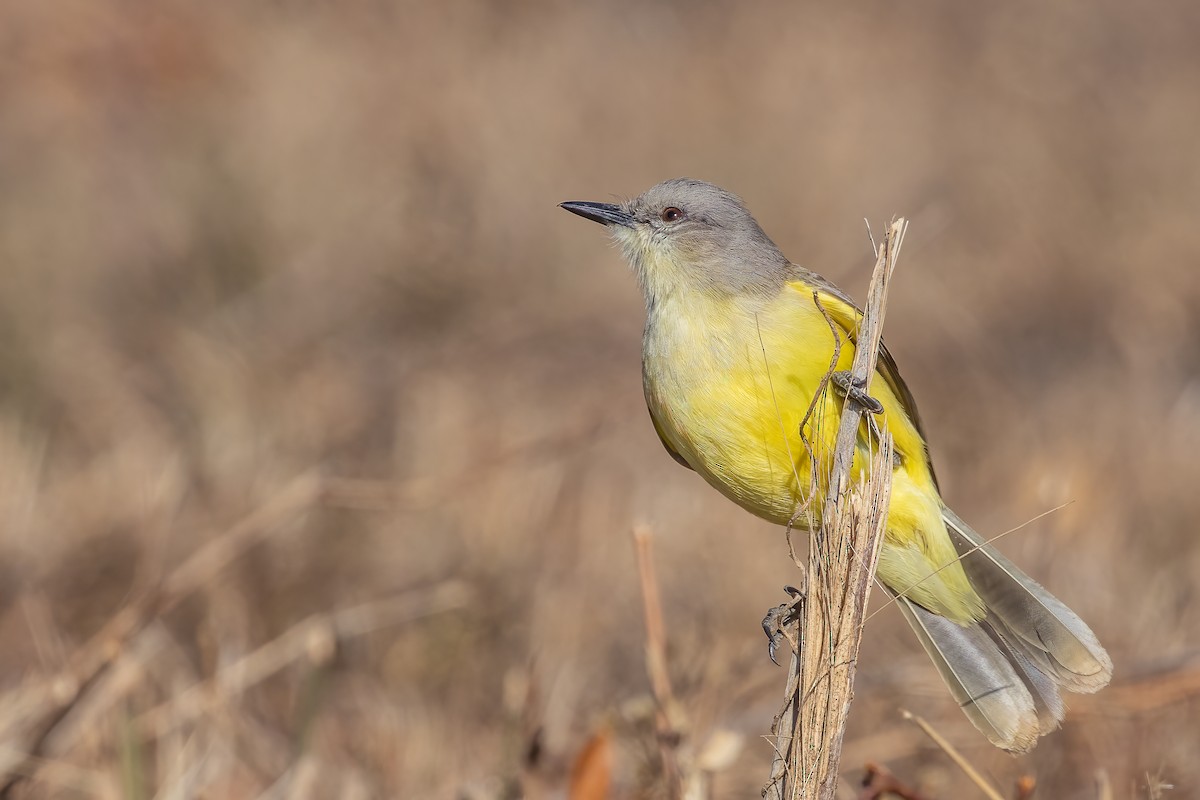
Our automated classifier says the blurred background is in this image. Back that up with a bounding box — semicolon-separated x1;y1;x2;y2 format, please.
1;0;1198;797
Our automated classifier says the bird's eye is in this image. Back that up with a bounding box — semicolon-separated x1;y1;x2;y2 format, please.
660;207;683;222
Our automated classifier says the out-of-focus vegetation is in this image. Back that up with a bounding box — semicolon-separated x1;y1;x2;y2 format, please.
0;1;1198;797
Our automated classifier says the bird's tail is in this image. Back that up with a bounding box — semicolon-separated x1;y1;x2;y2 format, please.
892;507;1113;752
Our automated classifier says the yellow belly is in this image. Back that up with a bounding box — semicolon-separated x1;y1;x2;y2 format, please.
643;281;984;622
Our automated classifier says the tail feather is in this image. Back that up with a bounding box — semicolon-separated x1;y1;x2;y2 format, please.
893;508;1113;752
982;614;1065;735
942;508;1113;692
895;595;1044;752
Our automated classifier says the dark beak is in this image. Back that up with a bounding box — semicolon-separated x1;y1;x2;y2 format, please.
559;201;634;228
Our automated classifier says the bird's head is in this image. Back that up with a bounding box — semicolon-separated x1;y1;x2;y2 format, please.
561;178;788;309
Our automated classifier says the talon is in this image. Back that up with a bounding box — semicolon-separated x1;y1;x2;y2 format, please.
762;607;787;665
762;585;805;665
831;371;884;415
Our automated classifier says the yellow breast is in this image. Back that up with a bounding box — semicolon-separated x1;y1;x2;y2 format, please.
644;285;858;525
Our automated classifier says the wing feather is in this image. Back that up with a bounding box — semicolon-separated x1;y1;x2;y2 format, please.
786;266;938;486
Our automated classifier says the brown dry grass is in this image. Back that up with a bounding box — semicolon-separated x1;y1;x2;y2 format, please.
0;1;1198;797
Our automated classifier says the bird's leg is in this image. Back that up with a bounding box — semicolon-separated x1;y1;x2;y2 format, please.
762;583;805;665
830;370;885;415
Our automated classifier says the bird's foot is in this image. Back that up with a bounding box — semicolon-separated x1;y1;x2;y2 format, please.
762;584;805;666
831;371;885;415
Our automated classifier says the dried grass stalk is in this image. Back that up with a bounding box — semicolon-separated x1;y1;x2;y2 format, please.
765;219;907;800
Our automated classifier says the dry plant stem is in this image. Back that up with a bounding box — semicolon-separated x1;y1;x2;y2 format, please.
765;219;907;800
633;526;683;800
791;437;891;800
135;580;469;737
0;472;324;798
900;710;1005;800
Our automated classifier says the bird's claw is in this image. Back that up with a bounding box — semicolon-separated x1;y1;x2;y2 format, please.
831;371;885;415
762;584;805;665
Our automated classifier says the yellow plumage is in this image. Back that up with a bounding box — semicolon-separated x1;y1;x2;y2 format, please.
642;278;984;623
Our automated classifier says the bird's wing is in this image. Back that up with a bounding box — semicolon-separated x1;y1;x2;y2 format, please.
787;265;938;488
650;408;694;470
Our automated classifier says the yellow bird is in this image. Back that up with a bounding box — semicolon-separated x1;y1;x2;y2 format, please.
561;178;1111;752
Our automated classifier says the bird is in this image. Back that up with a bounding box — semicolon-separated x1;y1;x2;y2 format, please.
559;178;1112;752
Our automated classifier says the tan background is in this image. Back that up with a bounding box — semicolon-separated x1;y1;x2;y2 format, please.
1;0;1197;797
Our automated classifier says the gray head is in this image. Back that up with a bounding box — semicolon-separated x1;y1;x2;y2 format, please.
560;178;789;306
